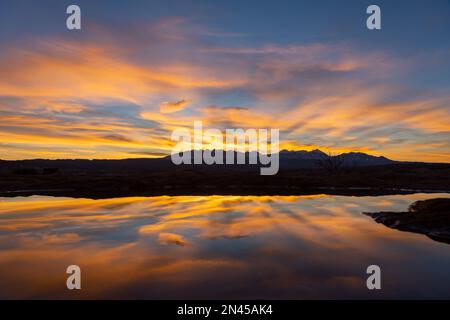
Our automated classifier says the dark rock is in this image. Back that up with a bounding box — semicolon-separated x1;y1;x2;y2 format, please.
364;198;450;244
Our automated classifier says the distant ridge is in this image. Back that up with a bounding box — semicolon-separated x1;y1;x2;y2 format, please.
167;149;395;168
278;149;394;168
0;149;396;173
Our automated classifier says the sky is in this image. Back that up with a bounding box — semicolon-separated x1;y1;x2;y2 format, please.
0;0;449;161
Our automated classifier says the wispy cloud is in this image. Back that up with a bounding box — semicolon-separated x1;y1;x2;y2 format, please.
0;17;448;162
160;99;191;114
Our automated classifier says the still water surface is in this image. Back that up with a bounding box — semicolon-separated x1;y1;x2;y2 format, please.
0;193;449;299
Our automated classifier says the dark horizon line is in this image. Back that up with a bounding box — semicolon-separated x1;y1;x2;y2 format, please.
1;148;449;165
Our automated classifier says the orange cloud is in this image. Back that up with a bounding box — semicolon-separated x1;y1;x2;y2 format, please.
0;23;448;162
160;99;191;113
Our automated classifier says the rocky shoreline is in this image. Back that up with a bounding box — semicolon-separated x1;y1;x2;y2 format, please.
364;198;450;244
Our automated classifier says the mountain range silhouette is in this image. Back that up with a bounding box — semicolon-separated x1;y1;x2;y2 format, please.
0;149;396;173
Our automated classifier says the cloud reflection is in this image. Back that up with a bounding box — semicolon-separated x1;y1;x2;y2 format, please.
1;194;450;299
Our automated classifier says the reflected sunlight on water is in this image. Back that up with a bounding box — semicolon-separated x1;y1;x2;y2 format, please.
0;193;449;299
